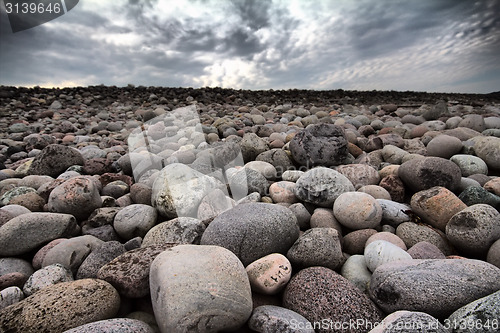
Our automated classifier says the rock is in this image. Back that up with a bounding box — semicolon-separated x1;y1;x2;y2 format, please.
484;177;500;196
450;154;488;176
0;286;24;310
376;199;411;227
410;187;467;231
446;289;500;333
229;167;268;196
445;204;500;257
48;176;102;220
151;163;225;218
422;101;448;121
256;149;294;177
407;241;446;259
130;183;152;205
287;228;344;270
142;217;205;247
473;136;500;171
0;186;37;206
23;263;73;296
113;204;157;240
0;213;78;256
0;279;120;333
283;266;383;333
248;305;315;333
97;244;176;298
398;157;461;192
281;170;304;182
426;135;463;159
61;318;155;333
246;253;292;295
366;232;407;250
27;144;84;177
240;133;269;162
379;175;405;203
42;235;104;274
370;311;448;333
369;259;500;318
309;208;343;232
343;229;378;255
294;167;354;207
335;164;380;189
0;258;33;290
487;239;500;268
340;255;372;294
289;123;349;167
333;192;382;230
269;181;298;204
364;240;412;272
358;185;392;200
200;203;299;266
459;114;486;132
288;203;311;229
396;222;454;256
382;145;409;164
150;244;253;332
245;161;278;180
197;188;235;220
458;186;500;209
76;241;126;279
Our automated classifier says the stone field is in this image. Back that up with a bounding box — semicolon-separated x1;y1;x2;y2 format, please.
0;85;500;332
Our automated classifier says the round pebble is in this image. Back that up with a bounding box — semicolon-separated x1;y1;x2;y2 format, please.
333;192;382;230
246;253;292;295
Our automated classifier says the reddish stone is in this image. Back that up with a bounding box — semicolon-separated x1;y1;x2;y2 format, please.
379;175;405;202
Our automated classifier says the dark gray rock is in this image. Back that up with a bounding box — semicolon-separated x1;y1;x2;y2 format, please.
290;123;349;167
27;144;84;177
458;186;500;210
76;241;126;279
200;203;299;266
398;157;461;192
369;259;500;319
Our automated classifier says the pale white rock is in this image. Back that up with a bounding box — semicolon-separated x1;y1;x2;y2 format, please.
152;163;226;218
364;240;412;272
340;255;372;294
376;199;411;227
150;244;253;333
0;286;24;310
246;253;292;295
23;263;73;296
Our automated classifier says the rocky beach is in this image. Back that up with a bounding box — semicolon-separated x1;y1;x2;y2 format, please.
1;85;500;333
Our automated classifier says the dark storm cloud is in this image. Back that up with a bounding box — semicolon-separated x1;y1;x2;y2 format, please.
0;0;499;92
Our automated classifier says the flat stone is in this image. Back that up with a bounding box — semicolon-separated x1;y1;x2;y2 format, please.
246;253;292;295
396;222;455;256
283;266;383;333
200;203;299;266
450;154;488;176
150;244;253;332
369;259;500;318
248;305;315;333
0;213;78;256
445;204;500;257
0;279;120;333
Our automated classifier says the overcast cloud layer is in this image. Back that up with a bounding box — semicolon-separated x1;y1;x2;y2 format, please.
1;0;499;93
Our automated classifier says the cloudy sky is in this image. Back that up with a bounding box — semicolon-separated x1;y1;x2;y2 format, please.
1;0;499;93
